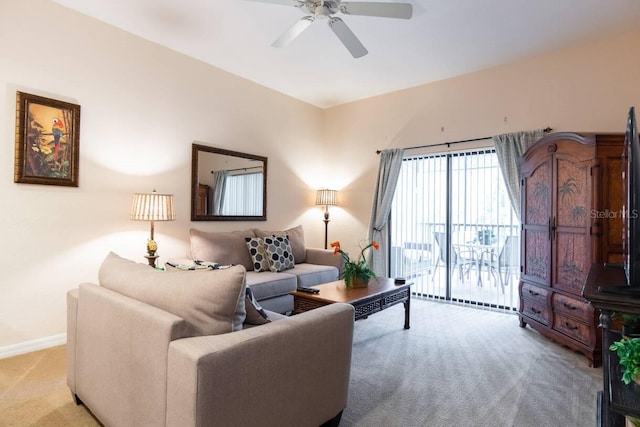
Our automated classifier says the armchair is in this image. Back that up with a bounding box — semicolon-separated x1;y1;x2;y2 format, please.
67;254;355;427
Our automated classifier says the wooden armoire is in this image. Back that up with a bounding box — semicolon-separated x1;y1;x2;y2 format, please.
518;132;624;367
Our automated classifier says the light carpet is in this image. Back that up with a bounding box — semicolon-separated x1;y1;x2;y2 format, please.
342;298;602;426
0;298;602;426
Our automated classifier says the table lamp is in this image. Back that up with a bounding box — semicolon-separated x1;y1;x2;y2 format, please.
130;190;175;267
316;189;338;249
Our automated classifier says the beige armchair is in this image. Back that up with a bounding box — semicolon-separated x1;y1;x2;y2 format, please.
67;256;354;427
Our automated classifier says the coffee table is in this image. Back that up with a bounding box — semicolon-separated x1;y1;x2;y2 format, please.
291;277;412;329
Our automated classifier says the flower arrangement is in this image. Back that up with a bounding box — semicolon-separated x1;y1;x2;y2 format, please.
331;240;379;288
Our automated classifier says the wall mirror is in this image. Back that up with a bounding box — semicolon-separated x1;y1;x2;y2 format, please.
191;143;267;221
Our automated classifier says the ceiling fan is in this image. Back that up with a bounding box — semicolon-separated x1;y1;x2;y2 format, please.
244;0;413;58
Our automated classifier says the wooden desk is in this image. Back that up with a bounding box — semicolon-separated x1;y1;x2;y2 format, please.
291;278;412;329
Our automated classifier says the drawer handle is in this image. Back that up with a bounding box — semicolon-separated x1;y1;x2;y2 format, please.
531;308;542;314
563;303;577;310
564;322;578;331
528;289;540;296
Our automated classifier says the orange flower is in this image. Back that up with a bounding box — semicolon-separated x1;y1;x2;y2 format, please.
330;241;340;248
372;241;379;250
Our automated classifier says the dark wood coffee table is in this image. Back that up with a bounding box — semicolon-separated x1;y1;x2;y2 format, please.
291;277;412;329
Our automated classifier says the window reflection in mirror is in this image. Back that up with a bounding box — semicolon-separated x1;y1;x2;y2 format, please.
191;144;267;221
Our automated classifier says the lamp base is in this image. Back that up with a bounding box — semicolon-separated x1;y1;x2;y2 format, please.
145;255;159;268
323;217;330;250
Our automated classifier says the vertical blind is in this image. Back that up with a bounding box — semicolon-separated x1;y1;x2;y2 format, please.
221;173;263;216
390;149;520;312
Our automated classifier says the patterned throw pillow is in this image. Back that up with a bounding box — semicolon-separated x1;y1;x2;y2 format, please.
254;225;305;263
244;287;271;325
245;237;271;272
264;235;295;272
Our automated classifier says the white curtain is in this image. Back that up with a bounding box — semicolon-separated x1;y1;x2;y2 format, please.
368;148;405;276
221;172;263;216
492;129;545;221
211;170;228;215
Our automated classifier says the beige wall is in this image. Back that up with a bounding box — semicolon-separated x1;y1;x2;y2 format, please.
323;29;640;258
0;0;327;351
2;0;640;352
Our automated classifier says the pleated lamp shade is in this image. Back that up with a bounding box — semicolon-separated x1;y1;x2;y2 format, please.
130;191;176;222
315;189;338;207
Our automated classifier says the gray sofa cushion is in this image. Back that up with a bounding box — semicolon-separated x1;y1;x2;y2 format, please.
245;271;297;301
190;228;256;270
290;263;340;287
98;252;247;336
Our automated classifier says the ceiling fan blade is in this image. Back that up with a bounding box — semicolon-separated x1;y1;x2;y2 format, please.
242;0;302;6
328;17;368;58
272;16;315;48
340;2;413;19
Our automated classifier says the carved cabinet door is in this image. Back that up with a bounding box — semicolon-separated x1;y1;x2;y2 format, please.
551;152;593;294
521;141;595;293
521;154;553;287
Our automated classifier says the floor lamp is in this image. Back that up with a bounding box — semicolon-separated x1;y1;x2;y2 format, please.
130;190;176;268
316;189;338;249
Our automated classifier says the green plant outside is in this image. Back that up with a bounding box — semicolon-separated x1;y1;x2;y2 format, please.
610;337;640;385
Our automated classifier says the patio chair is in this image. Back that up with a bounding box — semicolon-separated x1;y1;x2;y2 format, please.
485;235;520;292
401;242;435;279
433;232;477;281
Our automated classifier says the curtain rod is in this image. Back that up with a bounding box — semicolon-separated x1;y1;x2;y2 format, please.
375;127;552;154
211;166;263;173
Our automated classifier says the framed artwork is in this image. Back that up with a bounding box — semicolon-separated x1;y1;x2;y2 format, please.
14;91;81;186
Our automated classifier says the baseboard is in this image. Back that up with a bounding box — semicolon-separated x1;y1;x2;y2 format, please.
0;333;67;360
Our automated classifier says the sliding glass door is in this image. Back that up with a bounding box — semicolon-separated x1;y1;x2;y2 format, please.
389;149;520;312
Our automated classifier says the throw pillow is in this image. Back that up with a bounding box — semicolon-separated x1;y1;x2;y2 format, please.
189;228;256;270
244;287;271;325
264;235;295;272
255;225;306;263
245;237;271;272
99;252;247;336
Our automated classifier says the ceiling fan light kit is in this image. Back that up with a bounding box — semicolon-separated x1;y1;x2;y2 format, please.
245;0;413;58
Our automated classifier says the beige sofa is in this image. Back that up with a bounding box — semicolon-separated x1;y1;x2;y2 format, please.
67;253;354;427
187;226;344;313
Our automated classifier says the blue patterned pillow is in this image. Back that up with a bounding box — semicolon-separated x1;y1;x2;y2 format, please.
245;237;270;272
264;235;295;272
245;287;271;325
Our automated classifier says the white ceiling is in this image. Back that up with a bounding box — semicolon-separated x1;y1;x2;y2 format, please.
52;0;640;109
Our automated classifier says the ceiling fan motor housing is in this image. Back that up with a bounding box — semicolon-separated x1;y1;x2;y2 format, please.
308;0;339;16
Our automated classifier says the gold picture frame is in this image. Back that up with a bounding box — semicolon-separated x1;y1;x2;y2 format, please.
14;91;81;186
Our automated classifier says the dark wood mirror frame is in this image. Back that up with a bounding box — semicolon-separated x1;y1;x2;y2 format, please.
191;143;267;221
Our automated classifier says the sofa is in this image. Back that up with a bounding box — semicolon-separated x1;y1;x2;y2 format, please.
186;225;344;313
67;252;355;427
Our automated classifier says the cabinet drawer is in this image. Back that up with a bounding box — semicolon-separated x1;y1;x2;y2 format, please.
553;313;592;345
552;294;593;323
521;298;551;326
521;282;549;304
